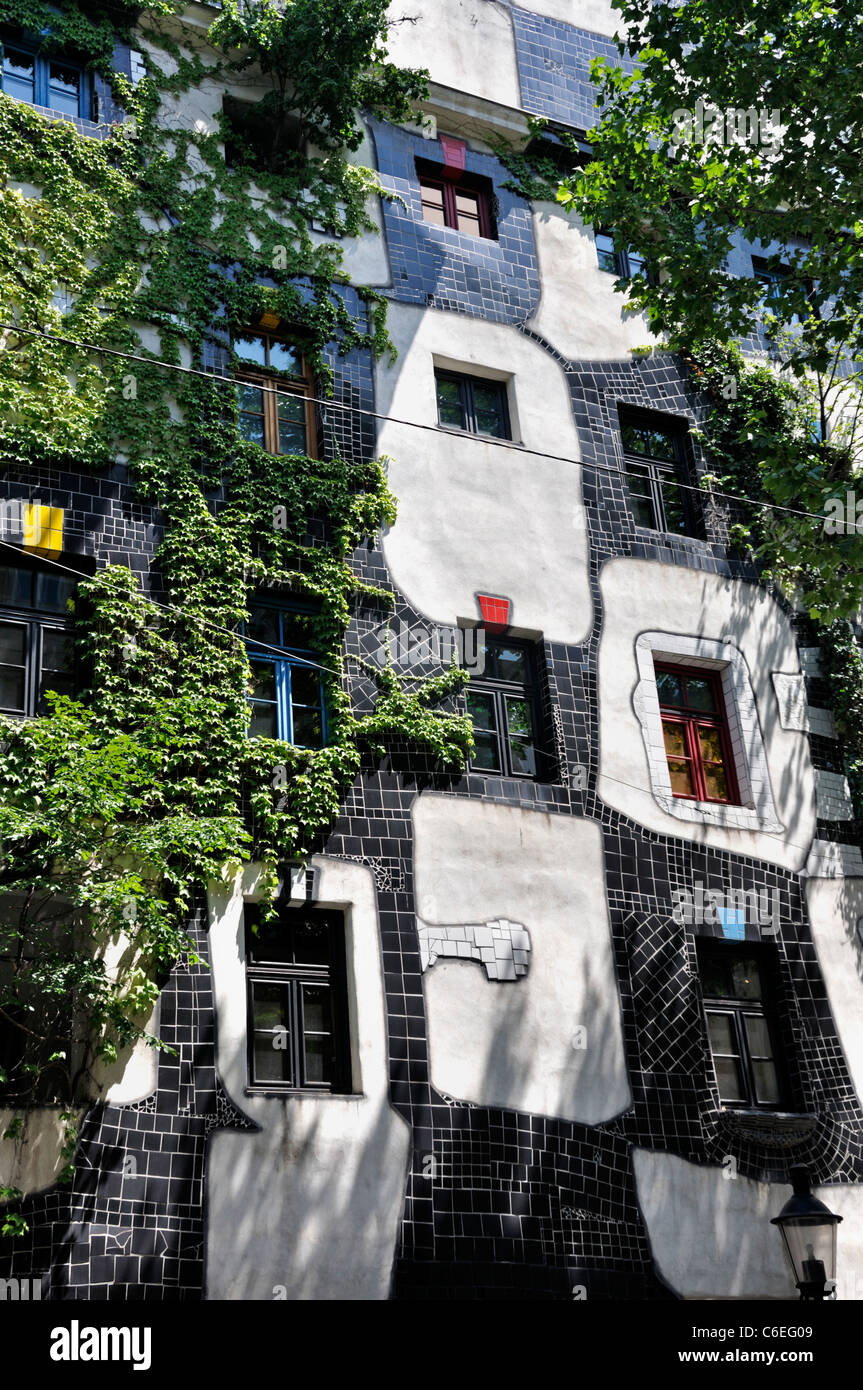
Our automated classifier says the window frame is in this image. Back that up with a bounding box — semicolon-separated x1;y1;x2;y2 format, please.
417;162;496;240
697;941;789;1112
242;599;327;749
466;635;542;780
233;330;317;458
595;228;651;280
0;560;78;720
244;903;351;1095
619;409;699;537
0;33;92;120
434;368;511;440
655;662;740;806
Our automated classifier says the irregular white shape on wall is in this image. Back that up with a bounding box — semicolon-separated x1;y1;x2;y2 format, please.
0;1107;85;1197
771;672;809;732
634;1149;863;1300
814;768;855;821
528;203;655;360
634;632;783;834
417;916;531;979
597;558;816;870
377;303;593;645
205;857;410;1301
414;794;631;1124
384;1;521;110
805;877;863;1105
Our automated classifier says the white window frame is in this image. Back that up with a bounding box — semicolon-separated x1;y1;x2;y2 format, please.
633;631;783;833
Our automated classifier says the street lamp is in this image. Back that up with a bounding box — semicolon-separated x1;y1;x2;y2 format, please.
771;1166;842;1300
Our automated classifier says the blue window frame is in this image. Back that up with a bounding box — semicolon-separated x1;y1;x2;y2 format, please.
243;602;326;748
1;35;91;119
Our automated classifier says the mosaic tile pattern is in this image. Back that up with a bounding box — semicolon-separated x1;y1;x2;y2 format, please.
511;9;634;131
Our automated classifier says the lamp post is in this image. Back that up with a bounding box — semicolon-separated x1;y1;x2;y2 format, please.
771;1166;842;1300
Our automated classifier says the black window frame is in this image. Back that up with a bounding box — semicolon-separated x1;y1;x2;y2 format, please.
0;29;93;120
434;368;511;440
466;635;544;780
0;556;79;719
619;407;700;538
416;159;497;240
697;940;790;1112
241;597;327;748
244;903;351;1095
595;227;651;280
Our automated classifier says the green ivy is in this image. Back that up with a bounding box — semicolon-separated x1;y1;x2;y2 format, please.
0;0;472;1129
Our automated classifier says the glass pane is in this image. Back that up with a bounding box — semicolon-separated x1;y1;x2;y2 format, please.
246;606;280;649
744;1014;773;1058
509;736;536;777
730;958;762;1000
238;412;265;446
700;952;733;998
2;50;35;104
466;690;496;731
707;1012;738;1056
686;678;717;712
48;62;80;117
269;342;301;375
421;201;446;226
702;761;730;801
41;628;74;672
291;705;322;747
277;391;305;423
753;1059;781;1106
622;423;676;460
249;662;276;700
302;983;332;1034
249;704;278;739
278;418;307;454
595;231;617;272
625;463;657;528
714;1055;745;1102
472;381;507;437
436;376;465;430
456;209;482;237
281;611;315;649
505;696;534;739
667;758;694;797
252;982;286;1030
0;566;33;608
471;729;501;772
290;664;321;706
483;643;527;684
292;916;331;965
696;726;722;760
237;382;265;413
0;670;26;713
628;248;647;276
656;671;684;707
234;335;267;367
0;623;26;667
34;573;76;613
303;1033;334;1085
659;475;686;532
254;1033;291;1083
662;719;687;758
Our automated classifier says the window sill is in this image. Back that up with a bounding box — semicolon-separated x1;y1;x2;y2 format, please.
436;424;522;448
6;99;118;140
717;1109;818;1148
244;1087;364;1101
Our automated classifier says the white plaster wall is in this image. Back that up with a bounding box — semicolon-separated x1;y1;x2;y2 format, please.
377;302;592;643
205;857;410;1301
805;878;863;1105
0;1107;83;1196
528;203;655;358
385;1;521;109
414;794;631;1123
597;558;816;870
634;1150;863;1300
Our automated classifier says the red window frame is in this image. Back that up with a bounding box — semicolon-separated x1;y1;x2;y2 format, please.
418;172;495;239
656;663;740;806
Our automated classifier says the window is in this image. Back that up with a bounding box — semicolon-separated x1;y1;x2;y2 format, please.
243;601;325;747
698;942;786;1110
0;559;77;718
222;96;303;175
233;332;315;456
595;228;649;279
466;636;541;778
245;903;350;1093
435;370;510;439
751;256;808;326
417;161;496;239
620;410;697;536
0;37;91;119
656;663;739;805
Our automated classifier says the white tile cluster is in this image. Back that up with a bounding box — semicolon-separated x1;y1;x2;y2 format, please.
804;839;863;878
417;917;531;981
814;769;855;821
771;673;809;731
633;632;783;834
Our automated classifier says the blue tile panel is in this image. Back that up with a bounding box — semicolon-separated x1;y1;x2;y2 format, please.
370;120;540;324
511;8;634;131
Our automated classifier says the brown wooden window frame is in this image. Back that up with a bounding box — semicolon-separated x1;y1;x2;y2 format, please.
233;330;317;458
417;163;496;240
656;662;740;806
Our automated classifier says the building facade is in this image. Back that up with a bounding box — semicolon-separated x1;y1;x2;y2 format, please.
1;0;863;1301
